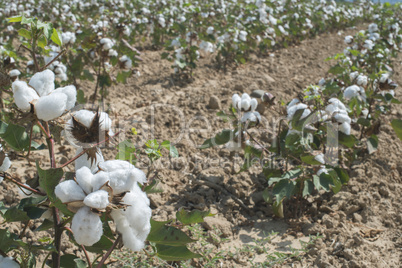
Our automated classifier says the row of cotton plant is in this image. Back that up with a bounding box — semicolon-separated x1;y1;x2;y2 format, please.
0;0;378;82
201;2;401;218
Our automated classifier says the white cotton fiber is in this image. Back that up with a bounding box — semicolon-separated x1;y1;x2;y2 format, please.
71;206;103;246
0;256;20;268
91;171;110;192
28;69;55;96
55;180;86;203
35;93;67;121
74;148;104;173
0;156;11;172
99;112;112;131
75;166;95;194
339;122;351;135
54;85;77;110
12;81;39;111
83;190;109;209
111;209;146;251
71;110;95;128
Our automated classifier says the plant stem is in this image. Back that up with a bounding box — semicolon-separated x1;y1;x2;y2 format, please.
2;172;46;196
64;227;92;268
52;207;62;268
95;235;122;268
41;49;66;71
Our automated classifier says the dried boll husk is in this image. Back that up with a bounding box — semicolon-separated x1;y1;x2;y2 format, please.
71;111;110;145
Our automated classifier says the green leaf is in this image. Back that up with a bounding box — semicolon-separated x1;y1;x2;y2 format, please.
116;71;131;84
328;65;345;75
51;28;62;46
367;134;378;154
272;200;284;218
0;121;32;151
37;34;47;49
60;254;87;268
300;154;322;165
85;235;113;254
302;180;314;197
115;140;137;164
3;206;30;222
7;16;23;22
147;219;196;246
338;132;356;148
176;209;213;225
161;140;179;158
391;119;402;141
37;163;64;202
272;180;297;202
200;130;232;149
18;28;32;40
357;118;370;127
155;244;202;261
313;173;334;192
0;229;17;253
334;167;349;184
268;169;302;186
76;89;86;104
37;20;53;40
35;219;54;232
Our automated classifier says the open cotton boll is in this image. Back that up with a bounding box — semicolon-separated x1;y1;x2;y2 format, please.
74;148;104;173
0;256;20;268
314;153;325;164
55;180;86;203
122;188;151;234
241;111;261;123
287;103;308;120
232;94;241;109
99;112;112;131
240;98;251;111
35;92;67;121
70;110;94;128
54;85;77;110
111;210;146;251
28;69;55;96
343;85;360;100
250;98;258;111
9;69;21;78
12;81;39;111
339;121;351;135
83;190;109;209
326;98;347;113
76;166;95;194
72;206;103;246
333;112;351;124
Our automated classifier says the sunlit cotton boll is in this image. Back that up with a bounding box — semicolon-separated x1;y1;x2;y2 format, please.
100;38;114;50
71;206;103;246
344;35;353;44
35;93;67;121
239;30;247;42
363;40;374;50
12;81;40;111
9;69;21;79
356;75;368;87
119;55;132;69
206;26;214;35
110;185;151;251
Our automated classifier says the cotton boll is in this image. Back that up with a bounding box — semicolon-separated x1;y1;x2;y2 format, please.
55;180;86;203
35;92;67;121
111;210;146;251
83;190;109;209
28;69;55;97
240;98;250;111
0;156;11;172
54;85;77;110
76;166;95;194
241;111;261;123
339;122;351;135
232;94;241;109
70;110;95;128
9;69;21;78
287;98;300;108
250;98;258;111
317;166;329;176
12;81;39;111
356;75;368;87
71;206;103;246
74;148;104;173
99;160;147;185
327;98;347;113
343;85;360;100
314;153;325;164
287;103;308;120
99;112;112;132
0;256;20;268
107;169;135;194
333;112;351;124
